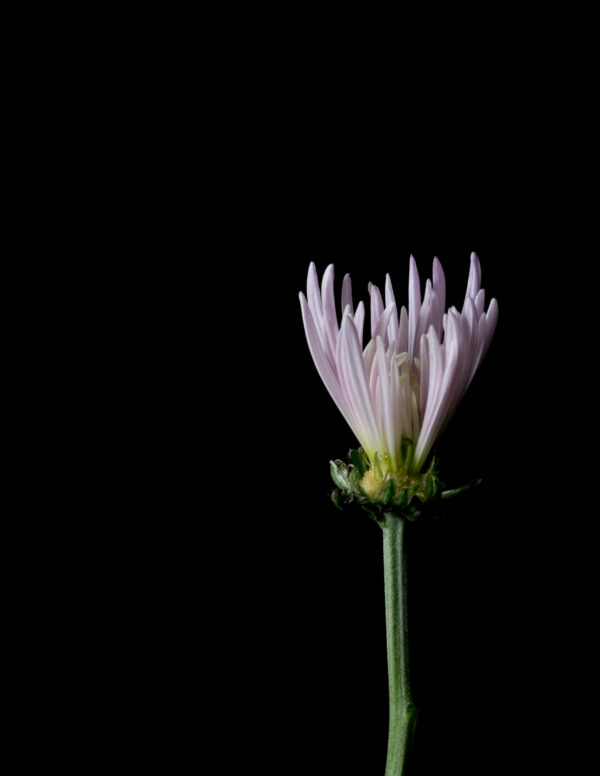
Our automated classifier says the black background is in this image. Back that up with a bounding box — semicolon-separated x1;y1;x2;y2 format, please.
48;72;594;768
40;165;594;775
183;193;593;773
77;161;596;774
132;157;592;768
15;16;597;772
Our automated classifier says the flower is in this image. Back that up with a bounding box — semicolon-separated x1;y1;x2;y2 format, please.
299;254;498;504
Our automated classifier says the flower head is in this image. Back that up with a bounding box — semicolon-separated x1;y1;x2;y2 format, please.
299;254;498;507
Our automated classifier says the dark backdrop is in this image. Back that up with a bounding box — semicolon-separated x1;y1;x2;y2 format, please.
204;207;590;773
24;18;596;773
98;153;592;774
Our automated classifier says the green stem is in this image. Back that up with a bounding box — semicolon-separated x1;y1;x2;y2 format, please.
382;515;418;776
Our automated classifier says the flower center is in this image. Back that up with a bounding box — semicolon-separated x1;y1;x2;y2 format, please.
360;464;426;501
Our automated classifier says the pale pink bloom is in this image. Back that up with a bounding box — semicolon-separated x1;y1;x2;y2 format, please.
299;254;498;475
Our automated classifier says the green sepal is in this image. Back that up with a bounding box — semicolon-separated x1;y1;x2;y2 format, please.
331;488;344;511
369;452;378;480
381;477;395;504
330;460;349;490
350;448;366;477
396;487;407;508
424;473;435;502
400;439;415;470
348;467;366;495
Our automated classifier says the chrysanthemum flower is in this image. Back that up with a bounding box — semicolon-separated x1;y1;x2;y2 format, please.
299;253;498;506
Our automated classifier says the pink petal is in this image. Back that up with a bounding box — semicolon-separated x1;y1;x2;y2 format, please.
376;337;395;467
368;282;384;340
341;273;354;317
463;252;482;308
408;256;422;362
385;274;399;348
338;315;380;452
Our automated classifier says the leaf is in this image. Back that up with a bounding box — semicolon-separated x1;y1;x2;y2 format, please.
441;478;482;500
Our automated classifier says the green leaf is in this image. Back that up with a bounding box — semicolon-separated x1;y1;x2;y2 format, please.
441;478;482;500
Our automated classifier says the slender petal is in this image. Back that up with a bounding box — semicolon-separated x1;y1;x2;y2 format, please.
320;265;340;359
464;252;482;308
385;274;399;348
474;288;486;317
299;293;353;426
408;256;421;363
419;333;430;414
354;301;365;347
306;262;323;326
397;306;409;355
414;326;458;470
341;273;354;317
416;283;438;352
321;264;338;333
376;337;396;470
338;315;381;454
483;298;499;355
369;282;385;340
372;301;397;346
432;257;446;336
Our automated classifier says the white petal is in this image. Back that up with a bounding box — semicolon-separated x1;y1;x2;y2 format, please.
463;252;482;308
363;337;377;382
354;301;365;347
376;337;396;468
432;257;446;330
474;288;486;317
339;316;381;452
385;274;399;349
300;293;354;430
419;334;430;414
368;282;384;340
416;285;438;352
372;301;397;347
397;306;409;355
320;264;339;356
307;262;323;323
484;298;499;353
408;256;422;363
414;327;445;468
341;273;354;317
